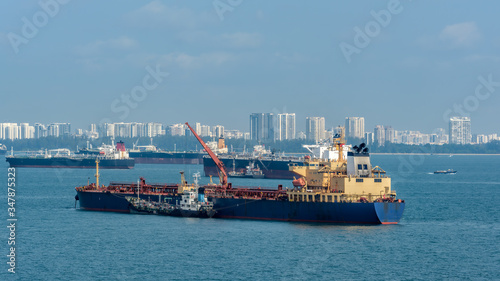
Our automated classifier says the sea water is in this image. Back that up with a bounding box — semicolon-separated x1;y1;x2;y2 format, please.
0;155;499;280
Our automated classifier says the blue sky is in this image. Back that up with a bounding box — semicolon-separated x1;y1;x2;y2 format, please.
1;0;499;134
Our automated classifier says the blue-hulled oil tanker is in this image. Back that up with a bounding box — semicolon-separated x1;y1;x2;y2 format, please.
75;123;405;224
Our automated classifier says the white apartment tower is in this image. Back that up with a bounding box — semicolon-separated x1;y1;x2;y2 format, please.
449;117;471;144
345;117;365;139
276;113;296;141
306;117;325;143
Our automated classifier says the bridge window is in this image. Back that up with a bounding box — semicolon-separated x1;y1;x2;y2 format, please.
358;164;362;169
363;164;368;169
374;179;382;183
356;179;363;183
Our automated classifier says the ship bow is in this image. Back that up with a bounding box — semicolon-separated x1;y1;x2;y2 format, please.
374;202;405;224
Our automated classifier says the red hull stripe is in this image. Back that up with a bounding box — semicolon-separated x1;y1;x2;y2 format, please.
10;165;132;169
217;215;386;224
381;222;398;225
81;207;130;213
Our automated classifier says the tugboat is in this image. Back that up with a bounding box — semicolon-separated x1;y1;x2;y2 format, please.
126;172;215;218
434;169;457;174
228;160;265;179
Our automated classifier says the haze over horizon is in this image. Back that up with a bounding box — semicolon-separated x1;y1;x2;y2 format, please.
1;0;499;134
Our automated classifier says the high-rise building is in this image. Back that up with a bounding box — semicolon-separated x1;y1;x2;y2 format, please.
20;123;34;139
345;117;365;139
200;125;211;137
305;117;325;143
195;123;202;136
275;113;295;141
365;132;374;145
385;126;395;143
145;122;163;137
449;117;471;144
34;123;47;139
374;125;385;145
250;113;275;141
213;125;225;138
169;123;186;136
0;123;19;140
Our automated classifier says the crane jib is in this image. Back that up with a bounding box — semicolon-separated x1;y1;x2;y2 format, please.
185;122;228;186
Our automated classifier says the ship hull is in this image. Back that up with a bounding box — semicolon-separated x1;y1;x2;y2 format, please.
210;198;404;224
6;157;134;169
76;190;404;224
129;151;204;164
204;157;304;179
76;190;178;212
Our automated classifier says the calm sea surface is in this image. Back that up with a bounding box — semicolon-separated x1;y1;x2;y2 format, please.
1;155;499;280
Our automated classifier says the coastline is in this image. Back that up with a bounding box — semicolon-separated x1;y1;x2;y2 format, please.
371;153;500;156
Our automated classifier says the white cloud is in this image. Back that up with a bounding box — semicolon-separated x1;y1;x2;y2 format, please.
464;54;500;63
274;52;310;63
76;36;138;55
126;1;213;29
159;52;234;69
220;32;262;48
439;21;481;48
124;52;235;70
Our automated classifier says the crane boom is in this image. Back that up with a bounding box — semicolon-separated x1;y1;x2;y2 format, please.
185;122;228;186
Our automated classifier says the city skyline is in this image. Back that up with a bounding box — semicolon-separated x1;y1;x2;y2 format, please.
1;1;499;134
2;114;498;146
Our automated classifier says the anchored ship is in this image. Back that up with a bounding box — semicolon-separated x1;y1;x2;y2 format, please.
7;141;134;169
0;144;6;155
75;123;405;224
128;145;205;164
204;141;351;180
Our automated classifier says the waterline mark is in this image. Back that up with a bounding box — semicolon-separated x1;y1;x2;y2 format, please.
6;167;17;274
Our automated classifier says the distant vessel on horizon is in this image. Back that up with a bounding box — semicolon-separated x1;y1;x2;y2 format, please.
6;141;134;169
0;144;6;155
434;169;457;174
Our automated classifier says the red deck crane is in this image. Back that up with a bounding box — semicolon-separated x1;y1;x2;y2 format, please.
185;122;228;187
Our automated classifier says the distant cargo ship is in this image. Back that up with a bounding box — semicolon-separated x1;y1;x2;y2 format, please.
128;145;205;164
204;156;303;179
0;144;6;155
79;142;208;165
204;142;350;179
6;141;134;169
